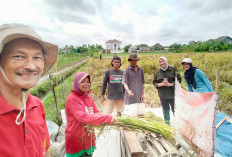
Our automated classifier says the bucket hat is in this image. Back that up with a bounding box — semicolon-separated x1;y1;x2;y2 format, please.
0;23;58;75
128;53;140;61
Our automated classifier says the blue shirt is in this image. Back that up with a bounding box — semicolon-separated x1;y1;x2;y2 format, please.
186;69;214;93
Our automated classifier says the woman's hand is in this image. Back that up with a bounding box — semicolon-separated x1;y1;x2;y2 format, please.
110;117;118;125
167;83;174;87
159;82;167;87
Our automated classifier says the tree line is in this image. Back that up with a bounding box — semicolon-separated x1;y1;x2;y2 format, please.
59;44;103;55
59;37;232;54
169;40;232;53
123;38;232;53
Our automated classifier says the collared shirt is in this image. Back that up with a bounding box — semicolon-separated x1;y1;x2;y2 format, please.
123;65;145;105
0;94;50;157
153;66;181;99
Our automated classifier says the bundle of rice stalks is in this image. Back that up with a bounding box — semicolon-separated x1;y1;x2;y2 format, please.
87;112;175;142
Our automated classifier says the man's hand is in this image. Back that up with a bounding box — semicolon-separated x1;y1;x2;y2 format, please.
101;95;106;104
128;90;134;97
141;93;145;101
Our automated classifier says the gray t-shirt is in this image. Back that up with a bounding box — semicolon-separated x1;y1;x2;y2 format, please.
122;65;145;105
101;68;124;100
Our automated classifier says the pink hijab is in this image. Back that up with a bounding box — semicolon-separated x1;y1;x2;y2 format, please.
73;72;91;97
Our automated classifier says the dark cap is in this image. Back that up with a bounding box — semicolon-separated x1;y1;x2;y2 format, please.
128;53;140;61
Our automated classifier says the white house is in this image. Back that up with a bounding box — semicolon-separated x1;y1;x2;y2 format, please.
61;45;70;54
105;39;122;53
128;46;137;53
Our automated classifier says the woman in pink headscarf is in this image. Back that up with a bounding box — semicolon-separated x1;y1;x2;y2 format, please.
65;72;117;157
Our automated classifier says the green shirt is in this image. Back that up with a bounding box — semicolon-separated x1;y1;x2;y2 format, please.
153;66;181;99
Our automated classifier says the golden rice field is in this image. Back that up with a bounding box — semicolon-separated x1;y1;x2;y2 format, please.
84;52;232;115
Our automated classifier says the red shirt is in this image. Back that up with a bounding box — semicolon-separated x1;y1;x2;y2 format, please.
0;94;50;157
65;90;112;154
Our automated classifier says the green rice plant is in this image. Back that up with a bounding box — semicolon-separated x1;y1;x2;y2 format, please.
116;117;175;142
144;111;164;121
51;54;87;72
87;112;175;142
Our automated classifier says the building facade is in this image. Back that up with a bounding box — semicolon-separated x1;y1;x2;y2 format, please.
105;39;122;52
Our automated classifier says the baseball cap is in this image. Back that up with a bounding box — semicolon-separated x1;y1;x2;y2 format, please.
181;58;192;64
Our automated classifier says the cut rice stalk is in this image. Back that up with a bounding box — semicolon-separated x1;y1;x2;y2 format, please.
86;112;175;142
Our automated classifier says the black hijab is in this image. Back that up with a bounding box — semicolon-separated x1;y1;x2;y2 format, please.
184;63;198;89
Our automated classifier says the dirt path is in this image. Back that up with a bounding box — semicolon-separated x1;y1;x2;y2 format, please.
38;57;89;84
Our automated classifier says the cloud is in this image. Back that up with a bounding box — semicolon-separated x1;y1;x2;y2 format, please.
50;9;92;24
41;0;105;24
42;0;98;14
1;0;232;47
151;0;232;44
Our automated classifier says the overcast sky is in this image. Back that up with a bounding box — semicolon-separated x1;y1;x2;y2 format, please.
1;0;232;48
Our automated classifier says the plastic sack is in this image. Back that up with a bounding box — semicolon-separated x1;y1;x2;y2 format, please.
123;103;145;117
175;79;218;157
137;102;145;116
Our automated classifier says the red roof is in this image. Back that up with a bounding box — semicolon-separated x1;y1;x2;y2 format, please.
105;39;122;43
215;36;227;41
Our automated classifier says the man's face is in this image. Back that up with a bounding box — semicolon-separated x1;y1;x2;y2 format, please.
0;38;45;89
129;59;137;67
112;60;121;69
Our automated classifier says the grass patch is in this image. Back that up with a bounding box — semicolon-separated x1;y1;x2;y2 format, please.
50;54;87;72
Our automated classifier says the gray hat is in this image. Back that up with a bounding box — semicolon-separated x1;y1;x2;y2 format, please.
128;53;140;61
0;23;58;75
